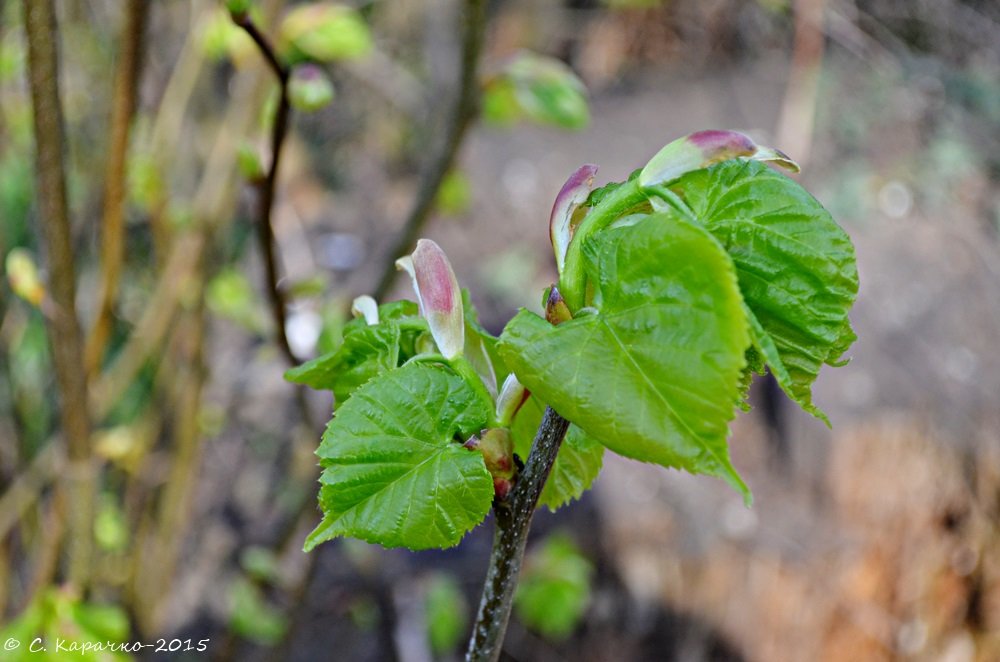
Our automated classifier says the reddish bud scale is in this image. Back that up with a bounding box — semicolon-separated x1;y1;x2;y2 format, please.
545;286;572;326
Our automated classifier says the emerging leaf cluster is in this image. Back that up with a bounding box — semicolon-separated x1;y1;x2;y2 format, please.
293;140;858;550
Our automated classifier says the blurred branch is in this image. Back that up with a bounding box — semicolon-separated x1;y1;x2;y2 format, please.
775;0;826;169
467;407;571;662
231;8;299;367
22;0;94;588
145;275;208;633
85;0;148;376
0;443;62;543
373;0;488;300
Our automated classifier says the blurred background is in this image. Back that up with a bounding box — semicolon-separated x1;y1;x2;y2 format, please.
1;0;999;660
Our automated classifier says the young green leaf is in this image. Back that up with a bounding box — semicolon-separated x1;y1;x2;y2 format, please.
285;322;401;404
306;362;494;551
500;214;752;501
511;396;603;511
672;159;859;423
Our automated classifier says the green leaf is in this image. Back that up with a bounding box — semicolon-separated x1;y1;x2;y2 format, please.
279;3;372;65
493;52;589;130
424;573;468;655
583;168;642;209
511;397;603;511
306;362;494;551
671;160;859;423
500;214;751;500
285;322;400;404
514;533;592;640
286;300;428;404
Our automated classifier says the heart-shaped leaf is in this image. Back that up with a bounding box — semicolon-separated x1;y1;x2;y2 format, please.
500;214;751;500
670;160;858;422
306;362;494;551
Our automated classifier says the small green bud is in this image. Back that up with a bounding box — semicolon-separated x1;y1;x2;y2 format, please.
237;142;265;181
288;65;335;112
465;428;516;500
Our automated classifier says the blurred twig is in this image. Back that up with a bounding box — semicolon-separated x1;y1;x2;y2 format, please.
776;0;826;169
230;8;299;367
145;270;208;633
22;0;94;588
373;0;489;300
0;443;62;543
85;0;148;376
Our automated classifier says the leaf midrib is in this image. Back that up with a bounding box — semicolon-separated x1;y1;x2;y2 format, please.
597;316;730;470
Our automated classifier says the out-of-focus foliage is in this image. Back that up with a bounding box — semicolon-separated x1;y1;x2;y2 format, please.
289;65;335;113
483;52;589;130
424;573;469;655
278;3;372;65
435;170;473;216
228;578;288;645
514;533;592;640
0;588;132;661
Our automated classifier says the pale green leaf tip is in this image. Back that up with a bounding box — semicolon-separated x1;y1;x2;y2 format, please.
351;295;379;325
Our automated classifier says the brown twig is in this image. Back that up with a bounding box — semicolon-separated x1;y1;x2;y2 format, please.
84;0;148;376
373;0;488;300
230;10;299;367
22;0;94;588
466;406;571;662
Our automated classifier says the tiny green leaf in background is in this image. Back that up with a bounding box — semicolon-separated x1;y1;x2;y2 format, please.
514;533;593;640
6;248;45;306
424;573;469;656
483;52;589;130
306;362;494;551
207;267;262;332
279;2;372;65
0;588;132;661
435;169;473;216
288;64;335;112
229;578;288;645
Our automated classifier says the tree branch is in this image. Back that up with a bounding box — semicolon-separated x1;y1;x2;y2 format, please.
231;10;299;366
373;0;488;300
84;0;148;376
22;0;94;587
466;406;571;662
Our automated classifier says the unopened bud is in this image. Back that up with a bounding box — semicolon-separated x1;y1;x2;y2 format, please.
550;164;598;274
396;239;464;359
639;129;800;189
289;65;335;112
466;428;516;501
545;286;572;326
